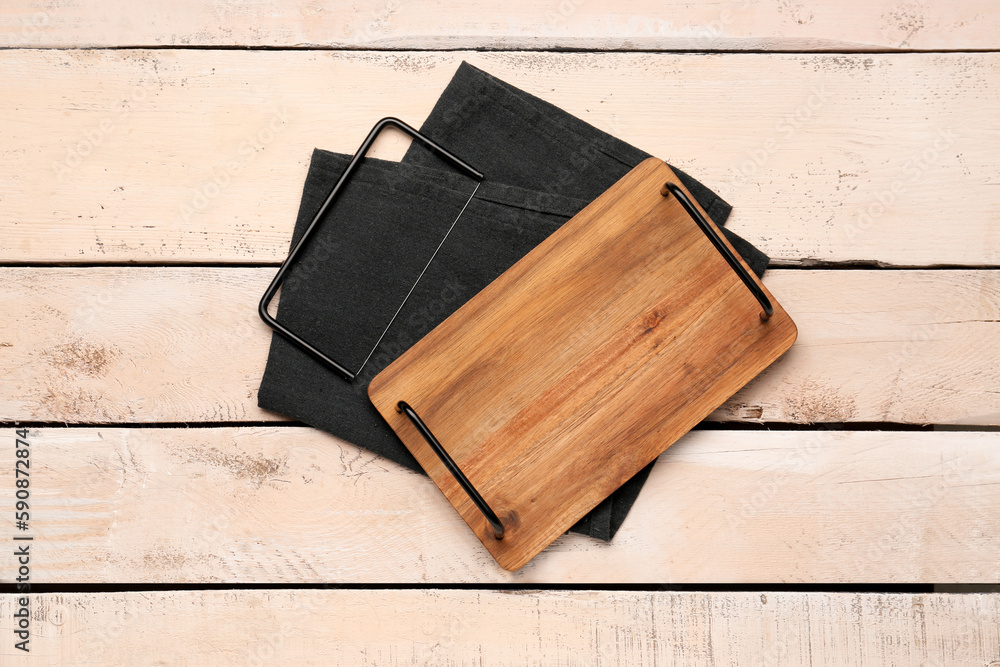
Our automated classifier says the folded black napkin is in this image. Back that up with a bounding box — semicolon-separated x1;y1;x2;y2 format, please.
258;62;768;541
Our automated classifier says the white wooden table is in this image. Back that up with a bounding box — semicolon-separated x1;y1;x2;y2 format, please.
2;2;999;664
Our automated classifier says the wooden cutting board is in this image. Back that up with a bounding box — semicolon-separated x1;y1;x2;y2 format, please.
369;158;797;571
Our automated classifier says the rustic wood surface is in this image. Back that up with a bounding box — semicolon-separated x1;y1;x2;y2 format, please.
3;427;997;583
2;1;998;50
371;160;796;569
1;50;996;267
3;268;997;426
2;0;998;662
2;590;999;666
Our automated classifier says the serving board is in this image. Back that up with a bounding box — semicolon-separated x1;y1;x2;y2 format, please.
369;158;797;570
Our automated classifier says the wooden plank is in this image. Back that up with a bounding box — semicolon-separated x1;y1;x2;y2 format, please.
1;591;998;666
370;160;797;570
1;1;998;50
3;427;998;582
1;50;996;266
2;268;998;426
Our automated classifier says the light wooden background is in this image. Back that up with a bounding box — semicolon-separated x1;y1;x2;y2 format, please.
2;1;999;665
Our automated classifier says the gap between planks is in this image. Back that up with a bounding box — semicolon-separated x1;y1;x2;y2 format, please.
1;50;997;265
3;267;999;426
1;427;997;583
2;0;999;51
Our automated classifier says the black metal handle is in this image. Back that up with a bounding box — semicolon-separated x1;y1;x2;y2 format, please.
396;401;505;539
258;117;483;382
661;182;773;321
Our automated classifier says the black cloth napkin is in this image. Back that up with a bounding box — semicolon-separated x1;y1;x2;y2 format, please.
258;62;769;541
